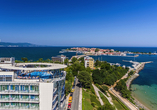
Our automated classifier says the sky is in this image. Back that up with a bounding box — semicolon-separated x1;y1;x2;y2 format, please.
0;0;157;47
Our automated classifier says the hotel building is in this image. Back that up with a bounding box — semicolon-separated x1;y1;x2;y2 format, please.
0;58;67;110
84;56;94;69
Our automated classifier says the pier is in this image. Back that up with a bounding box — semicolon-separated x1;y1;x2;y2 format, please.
125;61;152;110
126;61;153;90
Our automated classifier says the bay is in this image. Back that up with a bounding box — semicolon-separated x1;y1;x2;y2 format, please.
0;47;157;109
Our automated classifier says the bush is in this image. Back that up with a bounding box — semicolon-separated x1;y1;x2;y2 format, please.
101;85;108;91
128;71;134;76
91;102;96;107
86;89;89;92
95;84;100;88
90;94;101;107
91;86;95;95
98;103;115;110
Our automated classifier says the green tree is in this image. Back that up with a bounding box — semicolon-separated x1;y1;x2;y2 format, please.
21;57;28;62
86;67;92;73
95;60;101;67
78;57;84;64
115;79;131;98
71;57;77;64
45;59;51;62
92;69;104;85
38;58;43;62
70;61;85;76
66;69;73;82
95;48;99;52
64;58;69;65
65;81;72;96
78;71;92;88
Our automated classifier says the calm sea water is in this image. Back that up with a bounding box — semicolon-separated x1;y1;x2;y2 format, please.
0;47;77;61
0;47;157;109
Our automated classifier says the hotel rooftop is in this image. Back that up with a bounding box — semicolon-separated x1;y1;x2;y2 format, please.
0;57;67;110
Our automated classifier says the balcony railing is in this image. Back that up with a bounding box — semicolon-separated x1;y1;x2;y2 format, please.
0;97;39;102
0;90;39;94
0;97;10;101
0;106;39;110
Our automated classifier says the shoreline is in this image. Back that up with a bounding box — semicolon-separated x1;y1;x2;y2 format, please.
126;62;150;110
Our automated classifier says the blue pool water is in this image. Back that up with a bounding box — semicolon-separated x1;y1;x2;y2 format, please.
23;71;52;78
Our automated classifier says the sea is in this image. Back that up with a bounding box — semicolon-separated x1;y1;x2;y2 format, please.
0;47;157;110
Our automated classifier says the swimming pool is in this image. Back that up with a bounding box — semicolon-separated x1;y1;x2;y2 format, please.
22;71;52;79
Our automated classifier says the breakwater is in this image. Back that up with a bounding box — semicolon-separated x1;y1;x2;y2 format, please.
126;62;151;110
126;61;153;90
126;63;145;90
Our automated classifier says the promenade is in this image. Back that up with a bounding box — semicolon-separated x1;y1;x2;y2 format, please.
126;62;151;110
109;61;152;110
109;68;139;110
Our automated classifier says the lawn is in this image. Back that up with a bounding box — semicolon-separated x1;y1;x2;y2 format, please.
90;94;101;107
82;89;93;110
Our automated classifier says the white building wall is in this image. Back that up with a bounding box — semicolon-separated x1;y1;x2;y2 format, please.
0;71;14;81
39;83;53;110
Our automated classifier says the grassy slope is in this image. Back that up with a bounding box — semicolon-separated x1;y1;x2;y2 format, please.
110;93;129;110
98;91;110;105
82;89;93;110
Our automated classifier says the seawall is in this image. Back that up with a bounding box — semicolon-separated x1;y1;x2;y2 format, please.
126;62;150;110
126;63;145;90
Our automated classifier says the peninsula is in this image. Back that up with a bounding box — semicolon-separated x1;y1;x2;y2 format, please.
61;47;157;56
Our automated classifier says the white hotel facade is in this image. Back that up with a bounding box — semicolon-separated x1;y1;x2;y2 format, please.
0;58;67;110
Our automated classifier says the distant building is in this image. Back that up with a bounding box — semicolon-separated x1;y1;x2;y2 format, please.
51;55;68;63
84;56;94;69
0;57;15;64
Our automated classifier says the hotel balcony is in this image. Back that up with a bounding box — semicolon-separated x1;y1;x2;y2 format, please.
53;88;57;94
0;103;39;110
52;101;58;110
0;96;39;103
53;94;58;103
0;87;39;94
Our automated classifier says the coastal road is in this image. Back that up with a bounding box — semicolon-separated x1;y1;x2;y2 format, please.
71;78;80;110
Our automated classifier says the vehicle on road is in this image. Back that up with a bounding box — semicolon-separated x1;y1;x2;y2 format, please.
68;103;71;109
71;89;74;93
68;96;72;103
70;93;73;96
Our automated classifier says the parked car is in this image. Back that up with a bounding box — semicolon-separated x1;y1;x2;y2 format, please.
68;103;71;109
71;89;74;93
68;96;72;103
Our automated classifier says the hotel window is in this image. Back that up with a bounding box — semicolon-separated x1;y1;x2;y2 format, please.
31;85;38;91
6;77;12;81
0;77;3;81
21;85;29;91
15;85;19;91
1;85;9;91
35;86;39;91
10;85;15;90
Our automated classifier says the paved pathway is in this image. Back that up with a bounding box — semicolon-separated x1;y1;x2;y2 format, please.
92;84;104;106
109;68;139;110
93;84;114;105
110;88;138;110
